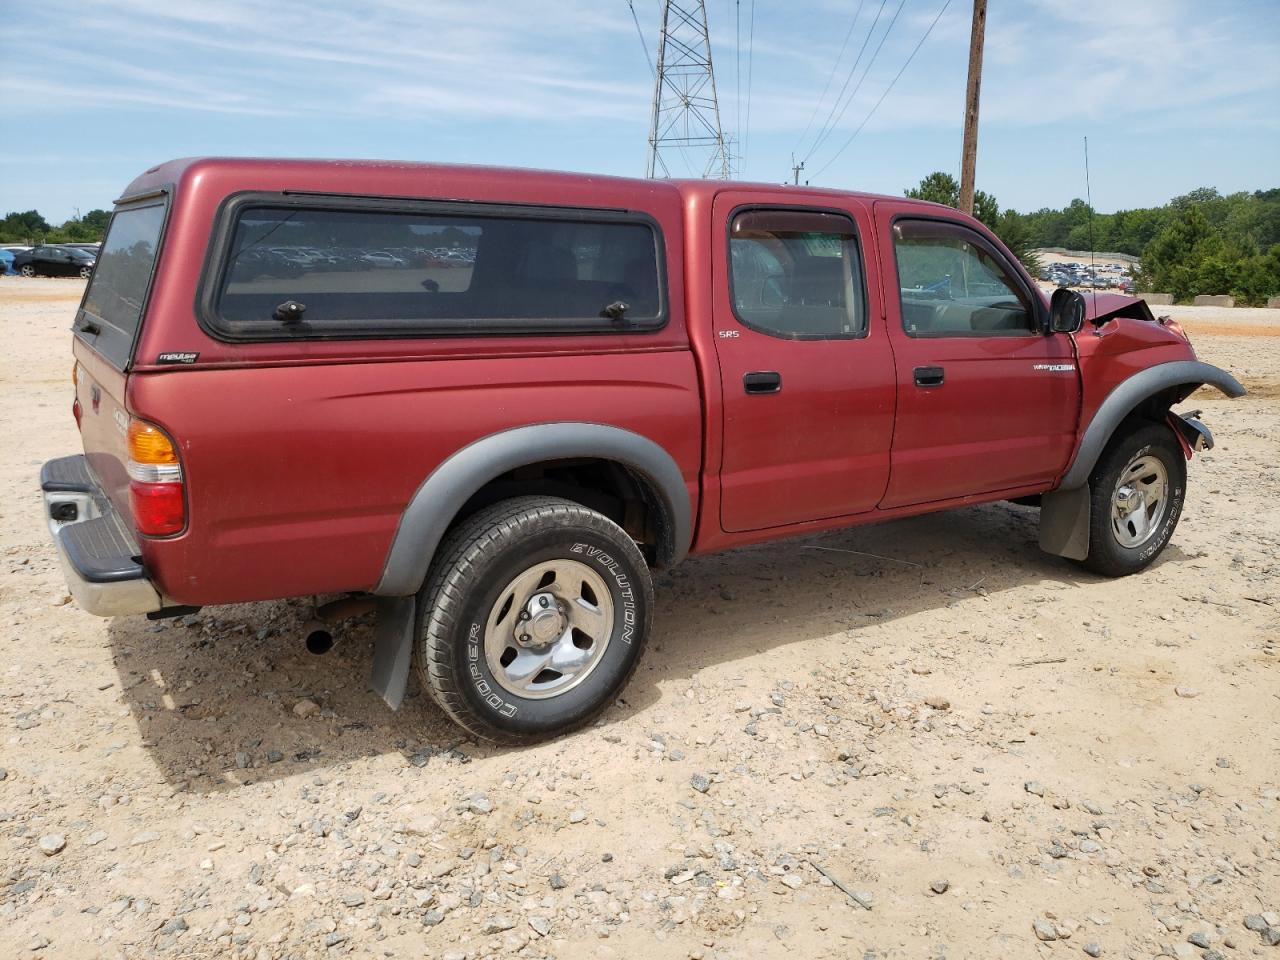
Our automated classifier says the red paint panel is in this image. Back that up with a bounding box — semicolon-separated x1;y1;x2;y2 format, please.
709;190;895;532
873;201;1081;508
128;351;701;605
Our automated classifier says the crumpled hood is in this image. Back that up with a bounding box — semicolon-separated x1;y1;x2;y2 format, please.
1082;293;1157;325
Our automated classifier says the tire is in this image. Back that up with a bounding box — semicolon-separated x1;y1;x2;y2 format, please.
19;264;36;277
416;496;653;743
79;265;93;279
1080;421;1185;577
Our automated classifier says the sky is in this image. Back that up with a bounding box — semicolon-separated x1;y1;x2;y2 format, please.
2;0;1278;223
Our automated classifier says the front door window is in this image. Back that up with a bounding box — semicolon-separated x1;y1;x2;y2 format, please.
893;219;1035;337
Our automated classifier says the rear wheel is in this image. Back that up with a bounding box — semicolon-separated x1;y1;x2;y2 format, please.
20;264;36;277
416;496;653;743
1080;422;1185;576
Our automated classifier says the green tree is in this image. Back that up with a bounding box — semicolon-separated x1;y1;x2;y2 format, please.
81;209;111;234
0;210;52;243
905;171;961;207
905;172;1034;270
1142;207;1221;301
995;211;1042;275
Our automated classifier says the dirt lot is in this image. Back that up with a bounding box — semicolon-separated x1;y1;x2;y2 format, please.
1;278;1277;960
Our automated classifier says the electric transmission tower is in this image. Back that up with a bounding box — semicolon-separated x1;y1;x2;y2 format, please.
645;0;732;180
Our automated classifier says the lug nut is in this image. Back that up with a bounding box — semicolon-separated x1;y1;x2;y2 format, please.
539;596;549;608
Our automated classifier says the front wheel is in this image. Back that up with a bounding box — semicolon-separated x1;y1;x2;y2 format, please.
416;496;653;743
78;265;93;279
1080;422;1186;576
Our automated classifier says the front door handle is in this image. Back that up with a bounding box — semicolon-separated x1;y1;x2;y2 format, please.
913;365;945;387
743;371;782;395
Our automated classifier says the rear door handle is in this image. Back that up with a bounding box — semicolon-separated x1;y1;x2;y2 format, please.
743;371;782;394
913;365;945;387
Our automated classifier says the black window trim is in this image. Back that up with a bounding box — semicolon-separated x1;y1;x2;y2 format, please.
74;188;173;372
890;213;1048;339
726;203;871;342
196;191;670;343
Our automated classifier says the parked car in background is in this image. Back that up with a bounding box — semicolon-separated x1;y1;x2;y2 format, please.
0;249;16;275
13;244;97;278
1;244;33;274
360;250;408;268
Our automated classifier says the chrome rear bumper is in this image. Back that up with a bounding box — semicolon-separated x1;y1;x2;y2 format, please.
41;455;162;617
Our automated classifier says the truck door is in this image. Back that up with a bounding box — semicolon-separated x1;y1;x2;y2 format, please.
711;194;895;532
875;204;1081;508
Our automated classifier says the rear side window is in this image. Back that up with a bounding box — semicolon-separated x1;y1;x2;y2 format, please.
78;199;167;368
728;208;866;339
205;200;666;339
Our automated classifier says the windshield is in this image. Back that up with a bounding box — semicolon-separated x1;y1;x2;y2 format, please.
79;199;167;368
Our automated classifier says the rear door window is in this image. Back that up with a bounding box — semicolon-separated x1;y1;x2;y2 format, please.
78;199;168;368
204;199;667;340
728;208;866;339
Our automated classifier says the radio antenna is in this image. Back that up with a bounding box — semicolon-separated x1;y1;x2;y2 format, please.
1084;136;1098;320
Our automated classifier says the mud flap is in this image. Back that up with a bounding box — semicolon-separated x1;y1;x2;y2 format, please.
1039;486;1090;561
370;596;416;710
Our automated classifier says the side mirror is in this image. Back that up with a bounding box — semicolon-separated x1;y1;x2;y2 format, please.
1049;288;1086;334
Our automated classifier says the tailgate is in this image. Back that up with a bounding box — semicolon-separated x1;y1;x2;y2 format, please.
71;196;169;531
73;347;134;524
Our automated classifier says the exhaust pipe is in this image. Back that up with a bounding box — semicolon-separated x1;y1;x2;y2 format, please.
302;596;376;654
304;620;335;655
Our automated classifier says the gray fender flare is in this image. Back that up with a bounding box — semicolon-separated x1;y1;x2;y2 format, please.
368;422;692;710
1039;359;1244;560
375;422;692;598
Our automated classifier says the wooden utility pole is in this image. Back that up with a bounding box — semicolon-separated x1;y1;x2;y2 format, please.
958;0;986;216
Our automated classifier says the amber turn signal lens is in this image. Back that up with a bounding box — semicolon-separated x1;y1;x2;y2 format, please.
128;420;179;465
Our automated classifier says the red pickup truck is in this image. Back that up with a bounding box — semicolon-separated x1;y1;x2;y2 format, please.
43;158;1243;742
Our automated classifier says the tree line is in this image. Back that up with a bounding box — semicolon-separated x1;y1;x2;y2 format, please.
905;173;1280;306
0;209;111;245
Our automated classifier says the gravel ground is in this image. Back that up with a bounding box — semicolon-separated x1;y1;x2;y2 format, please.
1;278;1277;960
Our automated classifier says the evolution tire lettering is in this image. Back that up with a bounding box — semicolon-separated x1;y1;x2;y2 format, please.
569;542;637;643
1138;482;1184;563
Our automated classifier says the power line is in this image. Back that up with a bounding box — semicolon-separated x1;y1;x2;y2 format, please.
735;0;741;167
628;0;655;77
800;0;889;161
813;0;953;178
742;0;755;174
794;0;867;156
806;0;908;162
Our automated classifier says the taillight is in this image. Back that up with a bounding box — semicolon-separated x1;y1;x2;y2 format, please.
127;419;186;536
